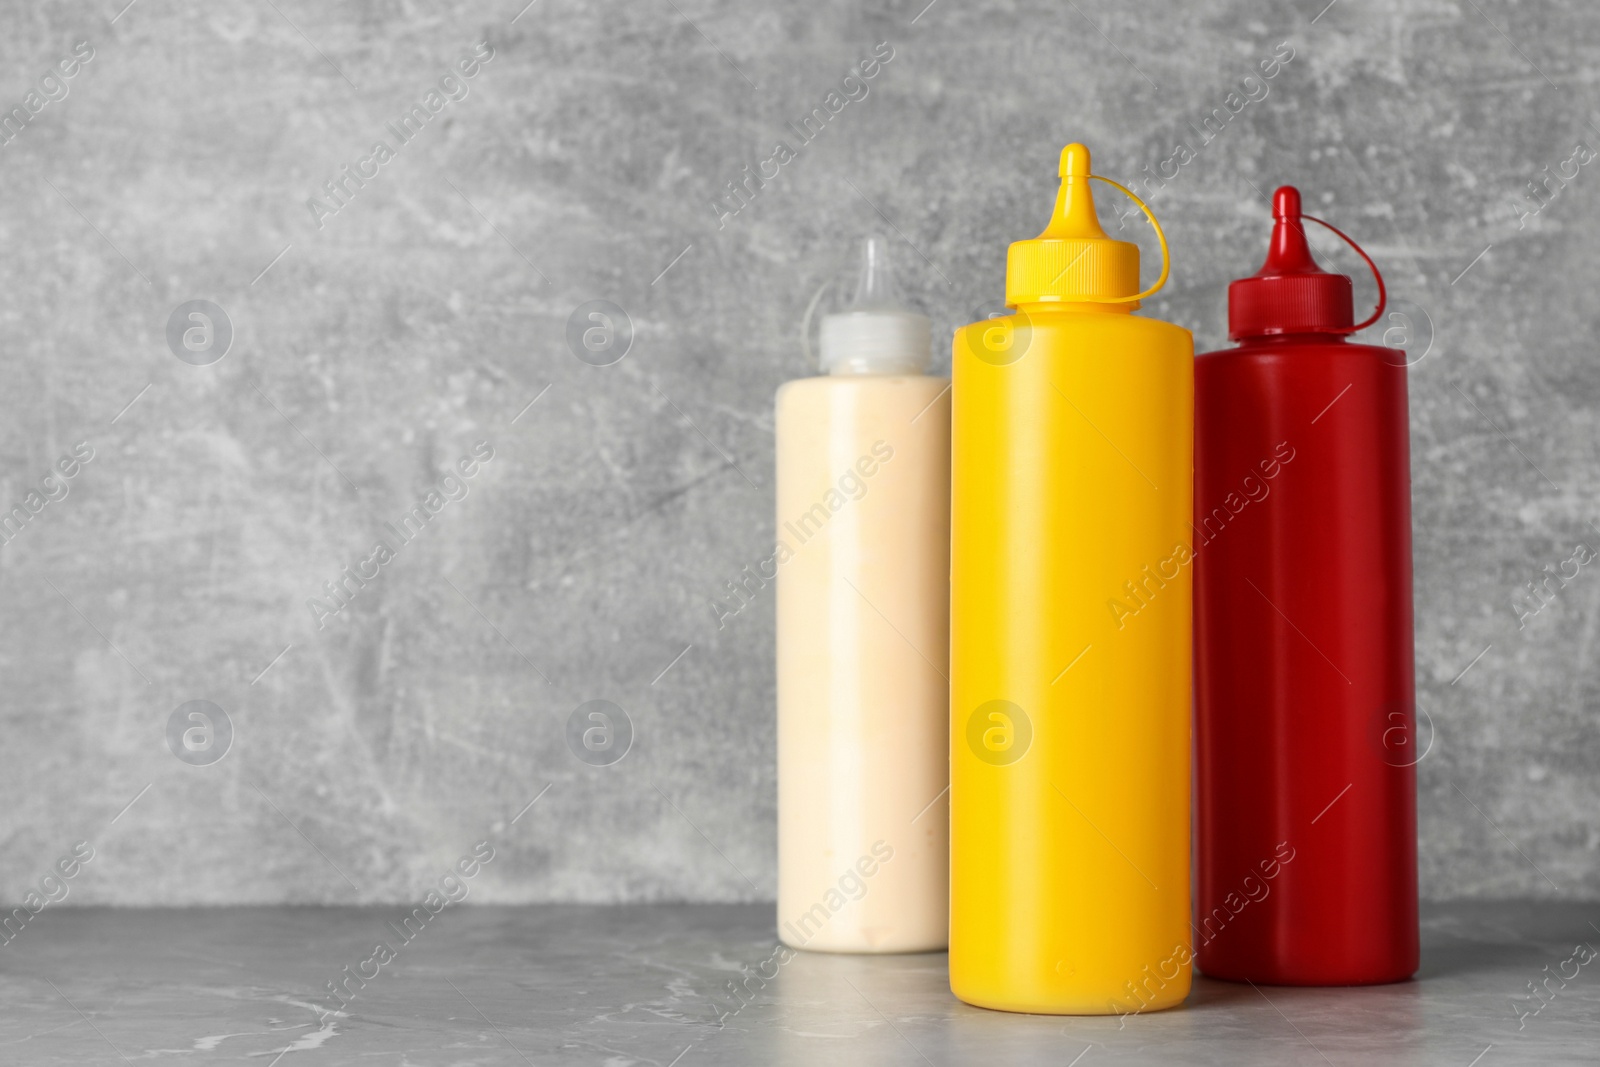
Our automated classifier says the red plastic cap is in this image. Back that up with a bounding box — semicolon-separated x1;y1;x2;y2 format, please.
1228;186;1354;340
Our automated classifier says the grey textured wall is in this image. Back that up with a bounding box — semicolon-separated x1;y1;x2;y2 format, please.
0;0;1595;906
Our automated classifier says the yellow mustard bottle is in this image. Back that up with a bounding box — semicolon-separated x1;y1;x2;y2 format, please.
949;143;1193;1015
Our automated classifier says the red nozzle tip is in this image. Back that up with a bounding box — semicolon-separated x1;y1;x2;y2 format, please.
1262;187;1320;276
1272;185;1302;221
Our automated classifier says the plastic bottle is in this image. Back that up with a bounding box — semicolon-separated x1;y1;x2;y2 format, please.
949;144;1193;1013
775;236;950;953
1193;185;1418;985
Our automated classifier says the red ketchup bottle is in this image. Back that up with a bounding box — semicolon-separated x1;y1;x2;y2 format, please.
1193;186;1418;985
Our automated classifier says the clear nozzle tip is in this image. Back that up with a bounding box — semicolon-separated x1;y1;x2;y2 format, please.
847;235;906;312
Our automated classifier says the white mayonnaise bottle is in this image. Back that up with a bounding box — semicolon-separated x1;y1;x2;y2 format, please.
775;237;950;953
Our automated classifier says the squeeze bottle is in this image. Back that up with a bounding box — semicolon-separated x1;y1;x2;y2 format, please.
949;144;1193;1013
775;236;950;953
1194;186;1418;984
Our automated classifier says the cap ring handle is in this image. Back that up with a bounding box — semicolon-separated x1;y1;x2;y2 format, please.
1301;214;1387;332
1072;174;1171;304
799;273;838;371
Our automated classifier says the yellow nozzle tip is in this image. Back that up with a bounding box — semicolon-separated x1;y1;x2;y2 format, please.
1059;143;1091;178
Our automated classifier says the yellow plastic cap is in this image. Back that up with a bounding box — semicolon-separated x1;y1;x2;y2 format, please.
1005;143;1142;307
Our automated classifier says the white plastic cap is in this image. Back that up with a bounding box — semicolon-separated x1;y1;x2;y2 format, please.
819;236;931;375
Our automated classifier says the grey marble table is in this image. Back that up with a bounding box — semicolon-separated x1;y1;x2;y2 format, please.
0;901;1593;1065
